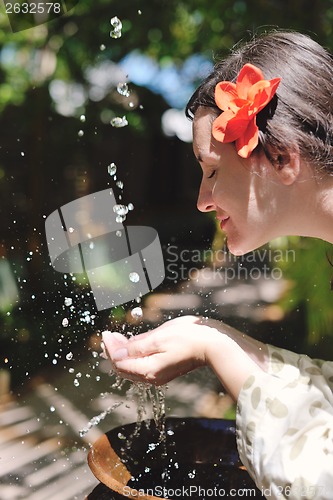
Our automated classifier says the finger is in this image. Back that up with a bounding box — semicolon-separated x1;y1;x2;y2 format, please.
102;331;128;358
113;335;160;361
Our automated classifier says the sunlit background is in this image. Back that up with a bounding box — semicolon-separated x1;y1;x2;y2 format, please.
1;0;333;498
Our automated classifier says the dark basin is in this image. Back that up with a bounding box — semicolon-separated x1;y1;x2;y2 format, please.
87;417;264;499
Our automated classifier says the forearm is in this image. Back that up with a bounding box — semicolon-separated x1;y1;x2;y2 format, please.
202;318;269;401
204;318;269;371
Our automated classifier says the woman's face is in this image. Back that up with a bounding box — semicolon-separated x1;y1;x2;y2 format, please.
193;107;285;255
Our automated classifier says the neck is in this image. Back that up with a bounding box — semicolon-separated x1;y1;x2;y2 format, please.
288;172;333;244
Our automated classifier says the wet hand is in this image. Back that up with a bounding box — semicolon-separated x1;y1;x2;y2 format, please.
102;316;216;386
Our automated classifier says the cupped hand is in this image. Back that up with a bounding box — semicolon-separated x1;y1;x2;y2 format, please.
102;315;218;386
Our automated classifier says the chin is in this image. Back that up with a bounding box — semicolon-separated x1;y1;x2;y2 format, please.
226;235;268;256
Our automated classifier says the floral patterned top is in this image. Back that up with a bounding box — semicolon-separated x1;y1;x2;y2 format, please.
236;345;333;499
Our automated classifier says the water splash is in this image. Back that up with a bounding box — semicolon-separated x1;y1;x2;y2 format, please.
117;82;130;97
79;401;124;438
107;162;117;176
110;116;128;128
113;204;128;216
129;272;140;283
131;306;143;320
110;16;122;39
64;297;72;307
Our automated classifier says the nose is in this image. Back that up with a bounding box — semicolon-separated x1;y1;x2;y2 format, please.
196;178;216;213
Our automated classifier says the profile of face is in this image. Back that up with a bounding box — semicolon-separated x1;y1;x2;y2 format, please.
192;106;301;256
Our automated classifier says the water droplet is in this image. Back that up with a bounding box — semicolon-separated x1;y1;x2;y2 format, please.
107;163;117;176
131;306;143;320
138;9;142;15
21;151;25;156
129;272;140;283
78;130;84;137
110;116;128;128
68;227;74;233
73;378;80;387
116;180;123;189
50;406;55;412
62;318;69;327
80;114;86;122
113;204;128;216
110;29;122;39
128;202;134;211
64;297;72;307
116;215;126;223
100;44;106;51
117;82;130;97
110;16;122;38
66;352;73;361
116;230;122;237
69;368;74;373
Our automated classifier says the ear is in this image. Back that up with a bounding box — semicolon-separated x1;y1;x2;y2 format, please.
268;148;301;186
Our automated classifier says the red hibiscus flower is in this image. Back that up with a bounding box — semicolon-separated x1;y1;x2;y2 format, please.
212;63;281;158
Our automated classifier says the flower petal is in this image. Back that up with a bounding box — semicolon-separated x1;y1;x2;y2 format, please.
215;81;237;111
248;77;281;113
212;110;235;142
236;63;264;99
235;118;259;158
213;109;250;143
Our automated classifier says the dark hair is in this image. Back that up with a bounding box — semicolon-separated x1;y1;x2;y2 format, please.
186;30;333;174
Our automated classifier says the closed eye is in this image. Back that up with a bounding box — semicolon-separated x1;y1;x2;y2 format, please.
207;170;216;179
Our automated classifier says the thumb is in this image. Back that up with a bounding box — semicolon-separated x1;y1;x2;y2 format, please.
102;331;128;359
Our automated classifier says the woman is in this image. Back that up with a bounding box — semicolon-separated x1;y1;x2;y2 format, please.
103;31;333;499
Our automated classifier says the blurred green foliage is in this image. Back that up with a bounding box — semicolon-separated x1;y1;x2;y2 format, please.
276;237;333;353
1;0;333;112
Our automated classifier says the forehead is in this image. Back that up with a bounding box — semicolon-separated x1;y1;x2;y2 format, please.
192;107;219;161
